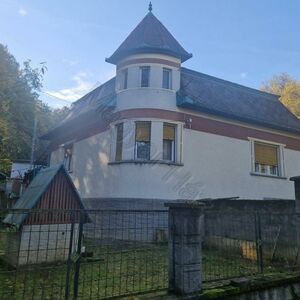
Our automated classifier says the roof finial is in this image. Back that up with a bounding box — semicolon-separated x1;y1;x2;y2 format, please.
148;1;152;12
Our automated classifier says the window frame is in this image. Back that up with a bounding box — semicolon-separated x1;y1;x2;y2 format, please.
162;68;172;89
250;138;285;178
122;68;128;90
140;66;150;88
163;123;176;162
63;143;73;172
115;123;124;161
135;121;151;160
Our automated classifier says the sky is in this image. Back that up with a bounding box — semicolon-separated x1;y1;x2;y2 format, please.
0;0;300;108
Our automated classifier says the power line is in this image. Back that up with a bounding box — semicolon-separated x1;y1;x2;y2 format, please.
40;90;74;104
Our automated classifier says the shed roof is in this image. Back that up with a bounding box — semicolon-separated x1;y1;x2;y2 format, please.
3;164;85;226
106;12;192;64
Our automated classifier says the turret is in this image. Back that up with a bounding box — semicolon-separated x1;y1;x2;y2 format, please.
106;3;192;110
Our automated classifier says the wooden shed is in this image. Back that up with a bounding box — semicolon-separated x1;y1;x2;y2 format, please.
2;164;86;266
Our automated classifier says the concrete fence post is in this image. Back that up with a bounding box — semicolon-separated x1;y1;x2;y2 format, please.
165;201;204;295
290;176;300;259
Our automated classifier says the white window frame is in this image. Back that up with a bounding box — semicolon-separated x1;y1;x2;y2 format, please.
134;121;151;160
162;68;172;89
140;66;150;88
249;138;285;178
122;68;128;90
115;123;124;161
163;123;176;162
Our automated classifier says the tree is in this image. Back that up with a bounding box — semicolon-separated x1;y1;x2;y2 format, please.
261;73;300;118
0;44;69;174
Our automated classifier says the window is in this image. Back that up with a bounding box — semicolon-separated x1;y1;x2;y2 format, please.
122;69;128;89
115;123;123;161
162;68;172;89
253;142;280;176
135;121;151;160
163;123;176;161
63;144;73;172
140;66;150;87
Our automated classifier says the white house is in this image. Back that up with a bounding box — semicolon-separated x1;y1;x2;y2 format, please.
42;7;300;209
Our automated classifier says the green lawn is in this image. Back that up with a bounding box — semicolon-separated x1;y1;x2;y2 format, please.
0;238;298;299
0;242;168;300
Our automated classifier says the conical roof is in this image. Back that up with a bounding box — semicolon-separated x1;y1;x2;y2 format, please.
106;12;192;64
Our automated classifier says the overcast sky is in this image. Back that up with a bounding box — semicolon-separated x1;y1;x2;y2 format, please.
1;0;300;108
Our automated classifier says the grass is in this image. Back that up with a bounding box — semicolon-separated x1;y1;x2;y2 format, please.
0;236;299;299
0;240;168;300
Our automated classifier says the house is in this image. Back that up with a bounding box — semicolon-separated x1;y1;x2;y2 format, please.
42;5;300;210
2;164;85;266
10;159;31;179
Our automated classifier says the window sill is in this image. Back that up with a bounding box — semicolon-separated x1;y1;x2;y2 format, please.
250;172;287;180
108;160;184;166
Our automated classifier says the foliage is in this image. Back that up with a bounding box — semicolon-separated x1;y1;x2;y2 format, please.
261;73;300;118
0;159;11;175
0;44;69;173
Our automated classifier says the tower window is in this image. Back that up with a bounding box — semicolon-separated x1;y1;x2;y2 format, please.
163;123;176;161
115;123;123;161
140;66;150;87
162;68;172;89
122;69;128;89
135;121;151;160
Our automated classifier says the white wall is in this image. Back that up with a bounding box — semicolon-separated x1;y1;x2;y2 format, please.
51;123;300;201
49;51;300;202
10;162;31;178
50;148;64;165
18;224;79;265
115;53;180;112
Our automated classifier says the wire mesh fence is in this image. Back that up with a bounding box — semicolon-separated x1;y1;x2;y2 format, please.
1;208;300;298
203;212;300;282
0;209;168;300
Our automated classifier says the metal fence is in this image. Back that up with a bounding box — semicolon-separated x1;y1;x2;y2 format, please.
0;209;168;299
1;208;300;299
203;212;300;282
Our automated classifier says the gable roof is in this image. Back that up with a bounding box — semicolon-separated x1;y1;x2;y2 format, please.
3;164;85;226
178;67;300;134
106;12;192;64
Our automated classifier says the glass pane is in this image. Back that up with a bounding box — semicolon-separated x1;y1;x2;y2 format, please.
135;122;151;141
163;140;171;160
141;67;150;87
115;123;123;161
254;142;278;166
162;69;171;89
123;69;128;89
163;123;175;140
136;142;150;160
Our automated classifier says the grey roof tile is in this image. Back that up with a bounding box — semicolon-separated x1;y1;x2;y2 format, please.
178;68;300;134
106;12;192;64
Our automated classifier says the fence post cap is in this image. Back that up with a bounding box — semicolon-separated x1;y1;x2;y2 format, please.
164;200;205;209
290;176;300;182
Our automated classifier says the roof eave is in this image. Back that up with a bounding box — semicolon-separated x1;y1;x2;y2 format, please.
106;48;192;65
